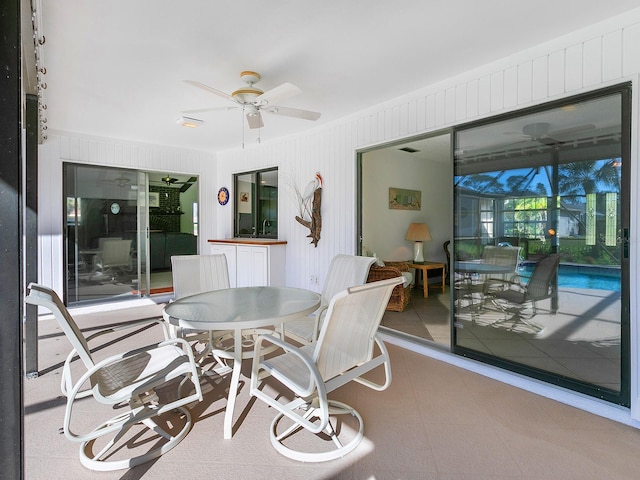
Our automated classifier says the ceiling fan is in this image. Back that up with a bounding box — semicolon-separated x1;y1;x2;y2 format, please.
151;175;198;192
506;122;596;147
99;174;132;188
181;71;321;130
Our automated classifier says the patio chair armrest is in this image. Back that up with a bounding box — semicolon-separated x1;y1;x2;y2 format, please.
249;334;329;435
351;334;392;391
59;321;174;398
311;305;329;339
250;333;323;398
71;337;196;397
506;274;527;290
62;336;197;442
85;317;170;342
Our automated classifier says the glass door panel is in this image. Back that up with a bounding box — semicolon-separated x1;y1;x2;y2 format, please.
452;86;629;405
64;164;139;305
65;167;200;305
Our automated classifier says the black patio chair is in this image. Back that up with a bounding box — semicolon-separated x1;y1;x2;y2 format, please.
490;254;560;333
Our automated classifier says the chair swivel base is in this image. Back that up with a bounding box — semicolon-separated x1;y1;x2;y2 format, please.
78;406;192;471
269;400;364;463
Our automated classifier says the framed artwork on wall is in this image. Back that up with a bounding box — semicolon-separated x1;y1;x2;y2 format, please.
238;189;251;213
389;187;421;210
148;192;160;208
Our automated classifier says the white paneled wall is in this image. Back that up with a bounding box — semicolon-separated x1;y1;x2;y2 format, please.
37;132;217;294
218;9;640;288
216;8;640;419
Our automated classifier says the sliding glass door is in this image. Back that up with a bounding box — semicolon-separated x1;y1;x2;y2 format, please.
65;164;142;304
64;165;199;306
452;84;630;405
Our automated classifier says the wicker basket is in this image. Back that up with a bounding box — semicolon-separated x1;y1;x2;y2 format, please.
367;262;411;312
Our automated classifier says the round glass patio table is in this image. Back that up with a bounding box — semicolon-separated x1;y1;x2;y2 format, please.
163;286;321;439
454;261;516;275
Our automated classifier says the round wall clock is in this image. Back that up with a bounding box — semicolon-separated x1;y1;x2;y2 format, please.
110;202;121;214
217;187;229;205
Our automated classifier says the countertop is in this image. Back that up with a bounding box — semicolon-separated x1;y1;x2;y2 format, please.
208;238;288;246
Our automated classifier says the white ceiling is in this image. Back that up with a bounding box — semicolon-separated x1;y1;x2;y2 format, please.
35;1;640;154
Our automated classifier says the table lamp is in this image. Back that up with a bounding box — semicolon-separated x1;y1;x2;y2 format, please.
405;222;431;262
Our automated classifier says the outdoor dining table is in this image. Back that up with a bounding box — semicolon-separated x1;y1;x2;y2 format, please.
454;261;516;276
162;286;321;439
453;261;517;314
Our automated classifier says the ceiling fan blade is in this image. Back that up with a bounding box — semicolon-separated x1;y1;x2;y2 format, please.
266;105;321;121
538;137;564;147
246;111;264;129
183;80;234;102
537;124;596;147
256;82;301;105
181;106;238;114
547;124;596;137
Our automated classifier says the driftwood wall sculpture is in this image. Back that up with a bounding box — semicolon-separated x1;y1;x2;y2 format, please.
295;172;323;247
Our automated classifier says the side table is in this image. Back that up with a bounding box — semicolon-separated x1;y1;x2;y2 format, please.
407;261;446;298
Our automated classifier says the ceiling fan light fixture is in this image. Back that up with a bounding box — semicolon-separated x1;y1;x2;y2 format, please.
176;116;204;128
522;122;550;138
113;175;130;187
232;87;263;104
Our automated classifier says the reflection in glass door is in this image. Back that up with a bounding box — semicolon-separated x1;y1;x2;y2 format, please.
452;85;630;405
65;164;140;305
65;165;200;306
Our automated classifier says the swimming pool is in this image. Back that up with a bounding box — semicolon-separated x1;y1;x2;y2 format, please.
519;263;621;291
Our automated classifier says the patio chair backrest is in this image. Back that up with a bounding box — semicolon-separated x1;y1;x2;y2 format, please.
482;245;521;269
171;254;230;300
101;239;132;268
526;254;560;301
25;283;94;369
320;255;376;307
98;236;122;250
314;277;401;381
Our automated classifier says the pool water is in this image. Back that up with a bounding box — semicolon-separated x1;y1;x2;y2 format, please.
518;264;621;292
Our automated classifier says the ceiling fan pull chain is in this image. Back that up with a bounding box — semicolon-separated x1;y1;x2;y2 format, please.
241;105;245;149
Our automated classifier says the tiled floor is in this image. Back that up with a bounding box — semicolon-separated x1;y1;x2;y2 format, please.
382;284;621;391
24;298;640;479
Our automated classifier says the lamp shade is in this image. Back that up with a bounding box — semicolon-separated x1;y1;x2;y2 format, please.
405;223;432;242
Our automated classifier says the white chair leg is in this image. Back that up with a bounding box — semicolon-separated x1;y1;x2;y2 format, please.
78;407;192;471
269;400;364;463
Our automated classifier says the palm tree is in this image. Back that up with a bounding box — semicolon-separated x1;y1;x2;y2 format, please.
558;158;620;195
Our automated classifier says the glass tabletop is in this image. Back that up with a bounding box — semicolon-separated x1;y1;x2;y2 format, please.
163;286;321;330
454;261;515;274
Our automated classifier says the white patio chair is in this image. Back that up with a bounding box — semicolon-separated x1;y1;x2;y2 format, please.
92;238;132;280
24;283;203;471
284;254;376;344
171;254;234;371
170;254;276;374
171;254;230;300
250;276;402;462
481;245;522;291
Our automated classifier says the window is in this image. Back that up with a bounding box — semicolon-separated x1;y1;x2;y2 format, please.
234;167;278;238
502;195;548;239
